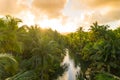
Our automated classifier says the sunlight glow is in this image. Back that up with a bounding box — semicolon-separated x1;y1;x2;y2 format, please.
37;18;77;33
18;11;35;26
100;7;111;15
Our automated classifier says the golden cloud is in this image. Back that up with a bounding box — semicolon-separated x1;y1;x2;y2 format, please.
0;0;29;15
74;0;120;23
80;0;120;8
82;9;120;24
32;0;67;18
103;9;120;22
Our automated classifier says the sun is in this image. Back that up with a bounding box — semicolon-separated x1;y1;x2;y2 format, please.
18;12;76;33
37;18;76;33
17;11;35;26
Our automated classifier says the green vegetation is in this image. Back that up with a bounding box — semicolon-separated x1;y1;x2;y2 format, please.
0;16;66;80
0;15;120;80
67;22;120;80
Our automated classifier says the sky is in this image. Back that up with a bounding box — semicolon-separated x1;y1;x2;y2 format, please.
0;0;120;33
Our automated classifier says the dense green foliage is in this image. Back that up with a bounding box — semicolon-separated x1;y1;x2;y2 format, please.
0;16;66;80
1;15;120;80
67;22;120;80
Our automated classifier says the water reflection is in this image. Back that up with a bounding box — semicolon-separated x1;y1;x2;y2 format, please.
58;49;80;80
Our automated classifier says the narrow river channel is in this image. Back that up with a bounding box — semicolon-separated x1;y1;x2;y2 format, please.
57;49;80;80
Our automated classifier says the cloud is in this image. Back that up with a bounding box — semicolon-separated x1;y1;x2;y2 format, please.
0;0;30;15
102;9;120;22
72;0;120;23
80;9;120;25
32;0;67;18
79;0;120;9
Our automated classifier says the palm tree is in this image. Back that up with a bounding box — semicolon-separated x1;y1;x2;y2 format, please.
19;25;65;80
0;54;18;79
0;15;23;54
89;22;109;41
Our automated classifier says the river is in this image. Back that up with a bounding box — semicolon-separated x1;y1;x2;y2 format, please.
57;49;80;80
